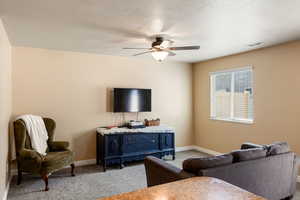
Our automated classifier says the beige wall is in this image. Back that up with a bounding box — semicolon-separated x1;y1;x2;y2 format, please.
12;47;193;161
0;19;12;199
11;34;300;168
193;40;300;154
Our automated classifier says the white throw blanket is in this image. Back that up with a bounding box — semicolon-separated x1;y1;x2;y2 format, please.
16;115;48;155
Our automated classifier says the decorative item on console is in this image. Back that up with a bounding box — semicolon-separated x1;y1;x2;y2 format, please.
145;118;160;126
127;120;145;129
105;125;119;129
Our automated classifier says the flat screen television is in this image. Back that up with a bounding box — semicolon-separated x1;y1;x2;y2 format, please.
113;88;151;112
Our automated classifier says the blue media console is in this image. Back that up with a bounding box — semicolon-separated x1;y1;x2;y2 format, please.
96;127;175;171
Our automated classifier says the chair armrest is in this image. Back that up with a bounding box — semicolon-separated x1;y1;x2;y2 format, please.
48;141;69;151
17;149;43;172
144;156;195;187
19;149;43;162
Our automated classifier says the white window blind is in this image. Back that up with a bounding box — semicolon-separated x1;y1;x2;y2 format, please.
210;67;253;123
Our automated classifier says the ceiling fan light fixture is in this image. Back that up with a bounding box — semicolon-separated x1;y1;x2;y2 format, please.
151;51;169;62
124;35;200;61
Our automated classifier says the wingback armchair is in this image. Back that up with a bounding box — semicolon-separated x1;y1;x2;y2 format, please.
14;117;75;191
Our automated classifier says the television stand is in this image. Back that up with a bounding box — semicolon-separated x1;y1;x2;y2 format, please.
96;126;175;171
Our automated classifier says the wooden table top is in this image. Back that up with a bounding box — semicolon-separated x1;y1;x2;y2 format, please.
98;177;266;200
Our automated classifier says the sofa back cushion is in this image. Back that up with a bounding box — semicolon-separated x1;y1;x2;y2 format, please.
240;142;265;150
266;142;290;156
231;148;267;162
183;154;233;174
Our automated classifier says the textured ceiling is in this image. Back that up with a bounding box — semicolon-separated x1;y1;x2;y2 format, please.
1;0;300;62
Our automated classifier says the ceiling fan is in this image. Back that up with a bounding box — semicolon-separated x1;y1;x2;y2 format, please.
123;36;200;62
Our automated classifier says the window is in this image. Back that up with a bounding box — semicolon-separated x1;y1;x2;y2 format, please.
210;67;253;124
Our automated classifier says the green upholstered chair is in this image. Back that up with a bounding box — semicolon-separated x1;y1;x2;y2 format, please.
13;117;75;191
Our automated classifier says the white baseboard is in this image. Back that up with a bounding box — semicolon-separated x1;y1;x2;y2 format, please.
175;146;195;152
2;176;12;200
192;146;223;156
74;159;96;167
176;145;222;156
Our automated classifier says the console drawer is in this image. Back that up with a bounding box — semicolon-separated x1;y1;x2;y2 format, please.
123;133;159;153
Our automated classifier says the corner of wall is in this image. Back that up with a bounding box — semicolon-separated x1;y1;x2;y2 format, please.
190;62;199;146
0;18;13;200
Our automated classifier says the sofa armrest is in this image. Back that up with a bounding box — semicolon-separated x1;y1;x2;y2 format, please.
19;149;43;162
144;156;195;187
291;155;300;195
48;141;69;151
241;142;264;150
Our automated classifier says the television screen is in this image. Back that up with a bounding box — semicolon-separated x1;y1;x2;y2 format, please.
113;88;151;112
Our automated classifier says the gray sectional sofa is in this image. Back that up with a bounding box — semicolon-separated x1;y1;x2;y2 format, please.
144;142;299;200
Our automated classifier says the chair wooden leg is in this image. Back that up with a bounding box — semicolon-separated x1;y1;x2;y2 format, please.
41;174;49;191
17;168;22;185
70;163;75;176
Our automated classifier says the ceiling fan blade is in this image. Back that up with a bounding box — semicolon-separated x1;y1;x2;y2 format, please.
165;50;176;56
133;51;153;56
123;47;151;50
169;46;200;51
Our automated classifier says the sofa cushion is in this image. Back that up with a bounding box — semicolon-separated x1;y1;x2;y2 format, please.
231;148;267;162
266;142;290;156
241;142;265;150
182;154;233;173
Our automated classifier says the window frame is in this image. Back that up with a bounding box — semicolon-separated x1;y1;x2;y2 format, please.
210;66;254;124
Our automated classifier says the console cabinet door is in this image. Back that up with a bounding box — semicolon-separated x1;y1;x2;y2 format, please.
105;135;122;157
123;133;159;153
160;133;174;150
